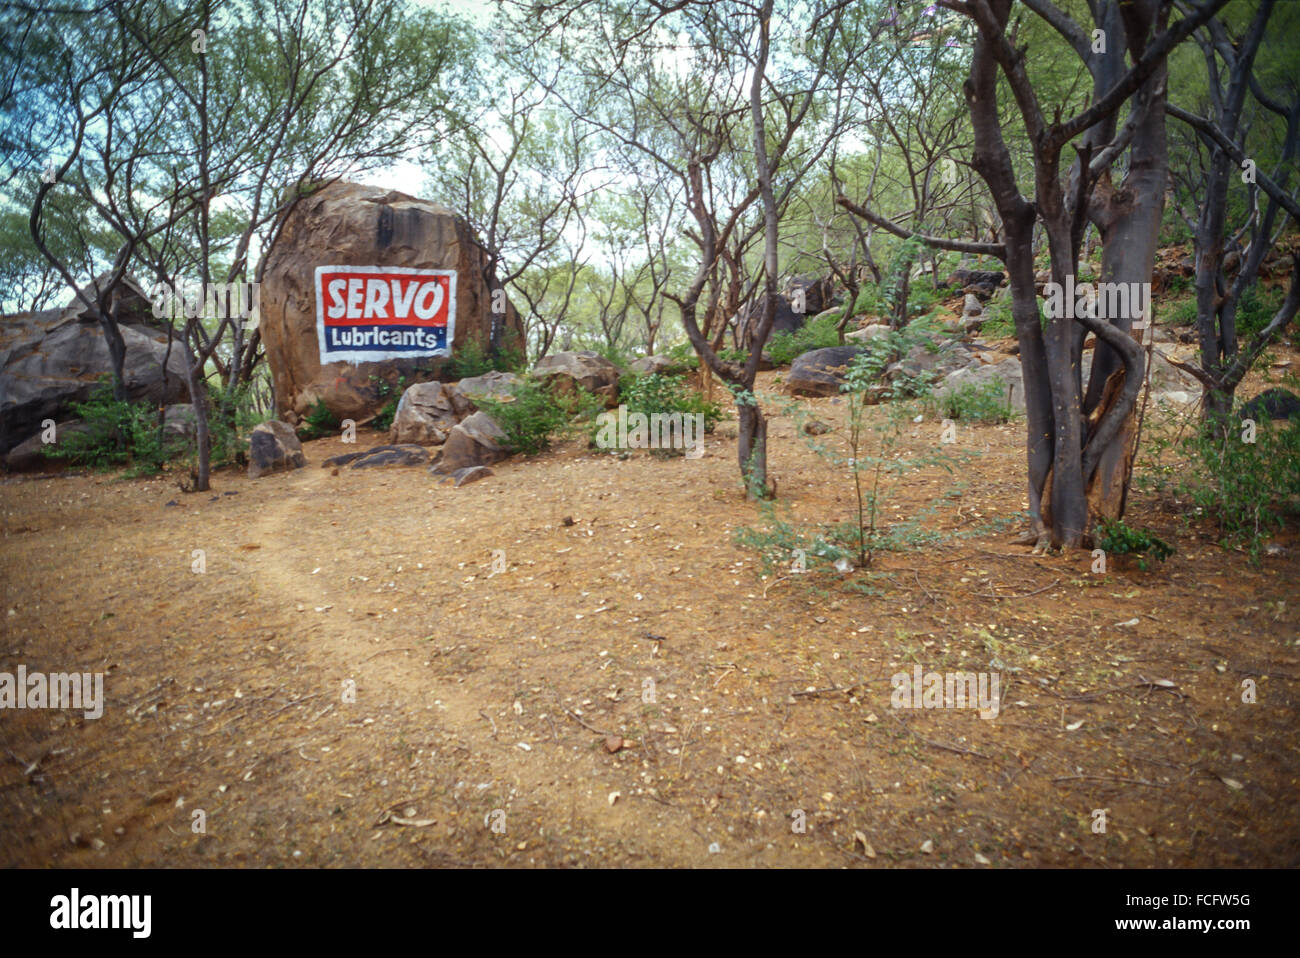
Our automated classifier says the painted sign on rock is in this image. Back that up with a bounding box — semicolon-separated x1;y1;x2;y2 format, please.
315;265;456;363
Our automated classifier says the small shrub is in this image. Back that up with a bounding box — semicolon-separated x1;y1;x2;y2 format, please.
766;313;842;366
1095;518;1174;571
1176;410;1300;559
476;379;569;455
369;374;407;432
298;399;340;440
935;378;1013;423
41;379;181;474
448;339;524;379
663;340;700;370
207;379;269;466
980;298;1014;338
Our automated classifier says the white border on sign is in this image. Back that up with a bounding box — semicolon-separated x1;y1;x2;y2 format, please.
313;264;458;365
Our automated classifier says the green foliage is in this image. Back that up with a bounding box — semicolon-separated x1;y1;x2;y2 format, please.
369;374;407;432
766;313;842;366
476;379;569;456
448;339;525;379
299;399;341;440
1235;282;1285;339
934;377;1013;423
596;373;725;457
593;343;634;370
41;379;180;474
980;296;1015;338
737;322;959;571
206;380;268;466
1095;518;1175;571
663;341;701;370
1179;414;1300;559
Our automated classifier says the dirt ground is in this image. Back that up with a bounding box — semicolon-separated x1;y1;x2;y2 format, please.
2;366;1298;868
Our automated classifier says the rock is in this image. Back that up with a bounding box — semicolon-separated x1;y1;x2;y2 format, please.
390;381;472;445
1154;390;1196;406
162;403;198;441
945;268;1005;298
532;351;620;404
3;419;91;471
736;277;837;340
802;418;833;436
258;181;526;424
888;340;973;382
1240;387;1300;422
628;354;675;376
786;346;866;397
961;293;982;318
935;358;1025;413
784;275;836;317
248;420;306;478
442;465;494;486
455;370;523;405
0;277;190;455
429;411;510;474
1146;346;1202;391
846;323;890;343
324;444;428;468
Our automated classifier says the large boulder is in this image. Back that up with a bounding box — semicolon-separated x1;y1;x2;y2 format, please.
3;420;92;472
429;411;510;474
248;420;306;478
0;277;190;455
532;351;620;405
455;370;523;405
628;354;676;376
390;381;472;445
1241;387;1300;422
786;346;867;397
258;181;526;425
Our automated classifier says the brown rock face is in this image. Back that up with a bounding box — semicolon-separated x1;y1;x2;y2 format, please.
258;181;525;424
0;276;189;456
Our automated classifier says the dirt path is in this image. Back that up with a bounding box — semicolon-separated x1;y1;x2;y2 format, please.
2;375;1298;867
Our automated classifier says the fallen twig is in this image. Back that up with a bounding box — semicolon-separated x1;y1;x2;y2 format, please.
972;578;1060;600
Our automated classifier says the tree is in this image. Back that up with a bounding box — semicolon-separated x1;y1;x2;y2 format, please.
529;0;874;496
1164;0;1300;426
844;0;1227;549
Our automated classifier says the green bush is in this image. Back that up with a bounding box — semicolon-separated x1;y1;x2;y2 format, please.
1095;518;1175;571
1235;282;1284;339
206;380;269;466
766;313;842;366
368;374;408;432
298;399;340;440
1176;412;1300;559
598;372;725;457
41;379;181;474
662;340;700;370
934;378;1013;423
476;379;569;456
447;339;525;379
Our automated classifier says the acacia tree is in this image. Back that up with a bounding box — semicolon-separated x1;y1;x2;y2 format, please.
845;0;1227;549
529;0;873;496
1164;0;1300;424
